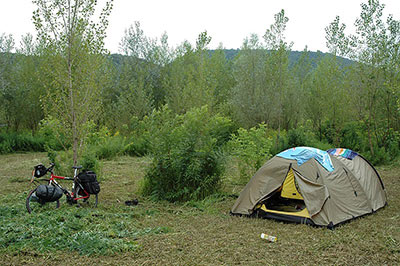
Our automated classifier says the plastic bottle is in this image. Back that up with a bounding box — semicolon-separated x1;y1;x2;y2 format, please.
260;233;277;242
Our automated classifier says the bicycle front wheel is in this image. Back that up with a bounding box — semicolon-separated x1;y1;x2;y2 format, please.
26;188;60;214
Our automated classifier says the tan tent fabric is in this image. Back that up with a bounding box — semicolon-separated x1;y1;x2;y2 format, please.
231;147;387;227
292;170;329;217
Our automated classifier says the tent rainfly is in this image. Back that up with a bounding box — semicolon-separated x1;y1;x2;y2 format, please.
230;147;387;228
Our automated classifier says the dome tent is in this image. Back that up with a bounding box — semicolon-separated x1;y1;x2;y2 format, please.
231;147;387;228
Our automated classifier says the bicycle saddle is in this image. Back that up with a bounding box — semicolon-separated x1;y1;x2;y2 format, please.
72;165;83;169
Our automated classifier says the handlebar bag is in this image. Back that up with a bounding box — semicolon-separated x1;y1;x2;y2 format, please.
36;184;63;202
34;164;47;178
77;170;100;194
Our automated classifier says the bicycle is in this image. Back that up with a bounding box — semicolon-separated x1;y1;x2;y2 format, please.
26;163;99;214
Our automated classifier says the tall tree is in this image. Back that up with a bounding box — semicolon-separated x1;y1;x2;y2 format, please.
327;0;400;155
231;34;269;127
14;34;44;132
263;9;293;133
33;0;113;165
164;31;216;114
0;33;16;130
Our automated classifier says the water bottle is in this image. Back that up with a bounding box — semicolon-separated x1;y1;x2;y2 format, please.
261;233;277;242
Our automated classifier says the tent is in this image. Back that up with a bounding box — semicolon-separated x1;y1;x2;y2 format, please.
231;147;387;228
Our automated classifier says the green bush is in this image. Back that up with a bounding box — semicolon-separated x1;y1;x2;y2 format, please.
46;148;102;177
38;117;68;151
336;121;400;165
80;150;102;176
339;122;366;152
142;106;233;202
90;136;126;160
228;123;273;182
287;127;307;147
122;107;176;157
0;132;46;154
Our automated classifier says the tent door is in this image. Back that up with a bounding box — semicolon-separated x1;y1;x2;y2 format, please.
281;168;304;200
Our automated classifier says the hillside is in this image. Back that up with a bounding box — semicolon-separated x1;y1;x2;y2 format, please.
110;49;354;69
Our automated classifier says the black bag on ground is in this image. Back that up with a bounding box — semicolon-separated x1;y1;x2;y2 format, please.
77;170;100;194
36;184;63;202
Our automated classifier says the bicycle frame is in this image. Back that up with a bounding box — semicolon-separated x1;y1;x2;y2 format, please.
31;166;90;202
27;163;99;213
50;173;90;201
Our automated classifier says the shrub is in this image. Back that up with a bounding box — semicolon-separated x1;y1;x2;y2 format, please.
38;117;68;151
339;121;366;152
123;107;175;157
80;149;102;176
228;123;273;182
0;132;46;154
142;106;233;202
46;149;102;178
287;127;307;147
46;149;74;176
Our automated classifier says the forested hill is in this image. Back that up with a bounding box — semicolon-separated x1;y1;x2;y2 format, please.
110;49;353;68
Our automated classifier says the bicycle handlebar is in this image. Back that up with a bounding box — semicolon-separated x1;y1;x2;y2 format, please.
46;163;56;174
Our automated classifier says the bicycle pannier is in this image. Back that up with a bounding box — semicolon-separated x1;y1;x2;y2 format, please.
36;184;63;202
34;164;47;178
77;170;100;194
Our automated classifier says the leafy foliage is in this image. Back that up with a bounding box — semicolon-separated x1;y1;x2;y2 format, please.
142;106;233;202
0;132;46;154
0;194;168;256
0;1;399;167
228;123;273;181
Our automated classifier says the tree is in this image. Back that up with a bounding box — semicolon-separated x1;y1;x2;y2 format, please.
208;44;235;114
164;31;216;114
327;0;400;155
263;9;294;134
33;0;114;165
117;22;155;125
13;34;44;132
231;34;269;127
0;33;15;129
307;54;346;144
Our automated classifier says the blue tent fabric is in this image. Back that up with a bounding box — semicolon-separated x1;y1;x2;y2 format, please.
276;147;334;172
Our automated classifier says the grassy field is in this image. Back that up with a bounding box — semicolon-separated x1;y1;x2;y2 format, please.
0;153;399;265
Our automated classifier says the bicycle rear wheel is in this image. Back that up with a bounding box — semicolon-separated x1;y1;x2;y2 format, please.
75;185;98;208
26;188;60;214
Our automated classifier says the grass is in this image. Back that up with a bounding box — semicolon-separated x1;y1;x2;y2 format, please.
0;153;399;265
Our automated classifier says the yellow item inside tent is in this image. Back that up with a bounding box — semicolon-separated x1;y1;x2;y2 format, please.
260;204;310;218
281;168;304;200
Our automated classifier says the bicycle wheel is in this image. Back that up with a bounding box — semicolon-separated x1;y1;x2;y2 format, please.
26;188;60;214
83;193;98;208
76;185;98;208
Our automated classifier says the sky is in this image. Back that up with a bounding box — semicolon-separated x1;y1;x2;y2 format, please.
1;0;400;53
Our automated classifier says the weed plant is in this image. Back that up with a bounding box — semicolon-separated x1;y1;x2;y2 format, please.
142;106;233;202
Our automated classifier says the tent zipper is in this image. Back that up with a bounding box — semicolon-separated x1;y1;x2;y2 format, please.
344;168;357;197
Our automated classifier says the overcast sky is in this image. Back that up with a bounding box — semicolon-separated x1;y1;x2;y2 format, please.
1;0;400;53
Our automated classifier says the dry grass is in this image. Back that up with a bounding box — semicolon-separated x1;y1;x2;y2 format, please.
0;153;399;265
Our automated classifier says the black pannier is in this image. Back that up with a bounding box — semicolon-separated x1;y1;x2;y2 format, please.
34;164;47;178
36;184;63;202
77;170;100;194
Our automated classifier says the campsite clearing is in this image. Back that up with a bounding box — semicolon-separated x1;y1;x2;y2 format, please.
0;153;399;265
